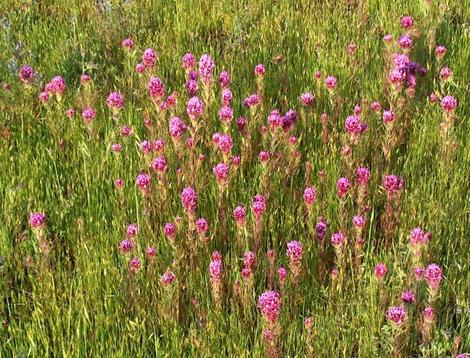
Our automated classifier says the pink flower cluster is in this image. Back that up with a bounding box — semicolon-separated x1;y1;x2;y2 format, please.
30;212;47;229
233;206;246;226
19;65;35;84
424;263;442;290
160;271;176;286
209;252;223;281
252;194;266;220
383;175;405;197
199;54;215;84
336;177;351;199
181;187;197;214
257;290;281;323
286;240;303;264
303;186;317;206
106;91;125;111
386;306;407;326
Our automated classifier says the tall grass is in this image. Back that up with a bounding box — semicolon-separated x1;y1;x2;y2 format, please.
0;0;469;356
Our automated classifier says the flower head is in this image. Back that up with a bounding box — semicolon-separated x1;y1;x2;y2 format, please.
252;194;266;220
300;92;314;106
257;290;281;323
383;175;405;196
196;217;209;235
325;76;337;91
336;177;351;198
126;223;138;238
30;212;47;230
129;258;141;273
303;186;317;206
209;255;223;281
356;167;371;185
106;91;125;111
233;206;246;225
243;251;256;270
331;232;346;248
148;77;165;100
213;163;230;185
219;70;230;87
286;240;303;264
400;16;413;29
119;239;134;253
160;271;176;286
19;65;35;84
199;54;215;84
401;290;415;304
386;306;407;326
82;107;96;124
169;116;187;141
186;96;204;120
440;95;457;113
135;173;151;194
152;156;168;173
163;221;176;239
182;53;196;71
181;187;197;214
374;263;388;280
254;64;266;77
121;38;134;49
142;48;157;67
425;263;442;290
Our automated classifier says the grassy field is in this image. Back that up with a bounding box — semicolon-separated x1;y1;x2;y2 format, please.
0;0;469;356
